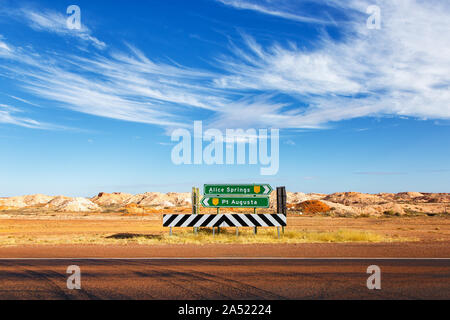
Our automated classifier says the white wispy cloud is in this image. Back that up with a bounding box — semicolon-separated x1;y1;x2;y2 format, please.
23;8;106;49
213;0;450;127
284;139;295;146
0;38;47;129
0;103;51;129
0;41;10;52
0;39;229;128
0;35;12;56
4;94;40;107
0;0;449;132
216;0;331;24
0;6;106;49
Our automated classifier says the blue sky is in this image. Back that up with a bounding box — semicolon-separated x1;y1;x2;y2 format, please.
0;0;449;196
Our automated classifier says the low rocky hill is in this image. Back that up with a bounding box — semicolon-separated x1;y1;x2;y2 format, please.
0;191;448;216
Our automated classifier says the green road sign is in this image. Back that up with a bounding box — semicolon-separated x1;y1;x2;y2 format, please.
204;184;273;196
201;196;270;208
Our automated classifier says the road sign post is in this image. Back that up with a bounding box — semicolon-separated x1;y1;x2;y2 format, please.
277;186;287;234
277;186;287;215
192;187;200;234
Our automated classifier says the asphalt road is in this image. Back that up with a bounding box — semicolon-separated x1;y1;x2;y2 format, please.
0;258;449;300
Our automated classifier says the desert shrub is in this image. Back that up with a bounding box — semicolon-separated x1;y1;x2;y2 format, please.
404;209;426;216
295;200;331;214
383;210;401;217
124;203;146;214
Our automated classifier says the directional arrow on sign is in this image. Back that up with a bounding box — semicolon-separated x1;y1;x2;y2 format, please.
262;184;272;195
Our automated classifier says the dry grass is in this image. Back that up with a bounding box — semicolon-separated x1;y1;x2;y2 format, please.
0;228;403;246
157;228;396;244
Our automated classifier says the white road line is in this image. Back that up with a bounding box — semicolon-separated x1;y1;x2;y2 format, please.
0;257;449;260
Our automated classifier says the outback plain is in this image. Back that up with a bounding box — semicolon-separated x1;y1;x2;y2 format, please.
0;191;449;257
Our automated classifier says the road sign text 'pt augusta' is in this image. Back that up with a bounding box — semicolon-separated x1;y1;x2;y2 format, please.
201;196;270;208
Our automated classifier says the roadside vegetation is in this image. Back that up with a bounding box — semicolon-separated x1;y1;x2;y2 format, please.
0;228;405;246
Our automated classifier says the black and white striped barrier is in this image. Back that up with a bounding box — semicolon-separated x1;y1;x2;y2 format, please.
163;213;286;228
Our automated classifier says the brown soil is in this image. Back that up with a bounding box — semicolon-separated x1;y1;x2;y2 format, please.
1;215;449;243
